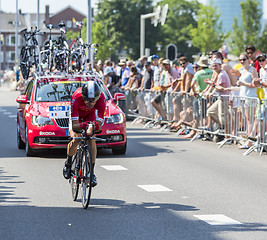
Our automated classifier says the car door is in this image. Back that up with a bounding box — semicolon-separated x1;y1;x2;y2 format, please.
18;80;34;140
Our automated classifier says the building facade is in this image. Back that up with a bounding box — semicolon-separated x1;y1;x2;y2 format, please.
208;0;263;33
0;5;86;71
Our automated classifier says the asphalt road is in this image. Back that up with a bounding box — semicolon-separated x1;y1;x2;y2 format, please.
1;86;267;240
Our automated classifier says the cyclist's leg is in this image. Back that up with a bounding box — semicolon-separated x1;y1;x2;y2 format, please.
63;130;81;179
67;130;81;156
87;138;97;186
87;138;96;163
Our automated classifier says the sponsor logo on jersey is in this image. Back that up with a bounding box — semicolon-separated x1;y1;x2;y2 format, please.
106;129;120;134
39;131;55;136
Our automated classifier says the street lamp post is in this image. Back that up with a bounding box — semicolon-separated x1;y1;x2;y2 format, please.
140;13;157;57
15;0;18;70
37;0;40;31
0;0;2;72
139;4;168;58
86;0;93;70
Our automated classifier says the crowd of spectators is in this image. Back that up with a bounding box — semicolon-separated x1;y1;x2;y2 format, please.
93;44;267;150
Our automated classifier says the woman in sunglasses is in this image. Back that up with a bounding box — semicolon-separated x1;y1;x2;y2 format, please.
235;53;258;149
63;81;106;186
253;54;267;90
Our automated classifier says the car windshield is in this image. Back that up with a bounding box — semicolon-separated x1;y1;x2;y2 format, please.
35;80;110;102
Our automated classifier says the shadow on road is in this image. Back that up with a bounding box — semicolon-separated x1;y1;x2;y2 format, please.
0;167;30;204
1;197;267;240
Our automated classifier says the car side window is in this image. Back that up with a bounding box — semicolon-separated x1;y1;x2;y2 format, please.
25;80;34;100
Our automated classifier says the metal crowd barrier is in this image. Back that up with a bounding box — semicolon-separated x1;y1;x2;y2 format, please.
118;88;266;156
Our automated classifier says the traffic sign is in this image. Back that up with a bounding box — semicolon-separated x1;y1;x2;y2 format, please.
160;4;169;26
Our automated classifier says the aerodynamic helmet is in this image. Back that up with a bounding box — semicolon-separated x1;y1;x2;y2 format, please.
82;81;101;102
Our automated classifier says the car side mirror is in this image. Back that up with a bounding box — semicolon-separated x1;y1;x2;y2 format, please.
114;93;126;101
16;95;29;104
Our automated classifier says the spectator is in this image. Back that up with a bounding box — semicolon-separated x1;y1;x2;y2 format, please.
151;59;179;121
208;50;217;62
135;55;147;74
234;53;258;149
206;58;231;140
182;56;213;138
152;58;163;91
138;61;155;117
118;59;130;87
192;62;199;73
97;60;104;76
170;56;194;125
212;51;237;86
176;56;194;94
253;53;267;93
140;61;154;90
103;66;113;87
123;66;141;91
245;45;260;74
123;66;141;111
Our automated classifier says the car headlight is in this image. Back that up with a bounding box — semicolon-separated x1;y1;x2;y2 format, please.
32;116;54;126
106;113;124;124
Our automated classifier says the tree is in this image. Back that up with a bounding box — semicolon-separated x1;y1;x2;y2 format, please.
95;0;159;60
258;25;267;53
92;22;113;60
190;3;228;54
158;0;200;60
230;0;262;56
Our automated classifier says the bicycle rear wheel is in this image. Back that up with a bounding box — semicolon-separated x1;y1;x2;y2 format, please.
20;47;30;80
70;152;80;201
81;147;93;209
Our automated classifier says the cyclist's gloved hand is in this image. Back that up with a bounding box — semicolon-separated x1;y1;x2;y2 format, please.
80;122;88;130
94;122;100;131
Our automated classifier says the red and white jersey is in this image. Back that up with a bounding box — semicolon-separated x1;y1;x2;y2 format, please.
70;87;106;124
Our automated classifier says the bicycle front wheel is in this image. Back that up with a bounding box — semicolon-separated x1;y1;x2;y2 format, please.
81;147;93;209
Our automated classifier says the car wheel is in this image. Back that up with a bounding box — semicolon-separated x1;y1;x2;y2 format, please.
25;126;35;157
112;141;127;155
17;123;25;149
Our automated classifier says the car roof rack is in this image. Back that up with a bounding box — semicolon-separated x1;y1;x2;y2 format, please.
34;70;103;81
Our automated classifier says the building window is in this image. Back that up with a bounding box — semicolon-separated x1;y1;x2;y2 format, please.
7;51;15;62
66;20;72;28
7;35;16;46
10;52;15;61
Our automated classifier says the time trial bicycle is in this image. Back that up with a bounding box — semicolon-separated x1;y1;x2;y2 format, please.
69;129;106;209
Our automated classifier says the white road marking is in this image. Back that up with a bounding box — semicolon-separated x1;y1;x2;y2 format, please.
144;206;161;209
8;115;17;118
101;165;128;171
137;184;172;192
3;112;12;115
0;109;6;112
194;214;242;225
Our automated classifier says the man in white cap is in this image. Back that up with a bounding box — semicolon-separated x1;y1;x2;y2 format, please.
206;58;231;138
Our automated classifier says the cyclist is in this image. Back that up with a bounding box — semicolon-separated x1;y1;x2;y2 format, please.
63;81;106;186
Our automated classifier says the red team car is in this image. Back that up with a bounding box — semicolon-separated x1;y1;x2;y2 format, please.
16;74;127;156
